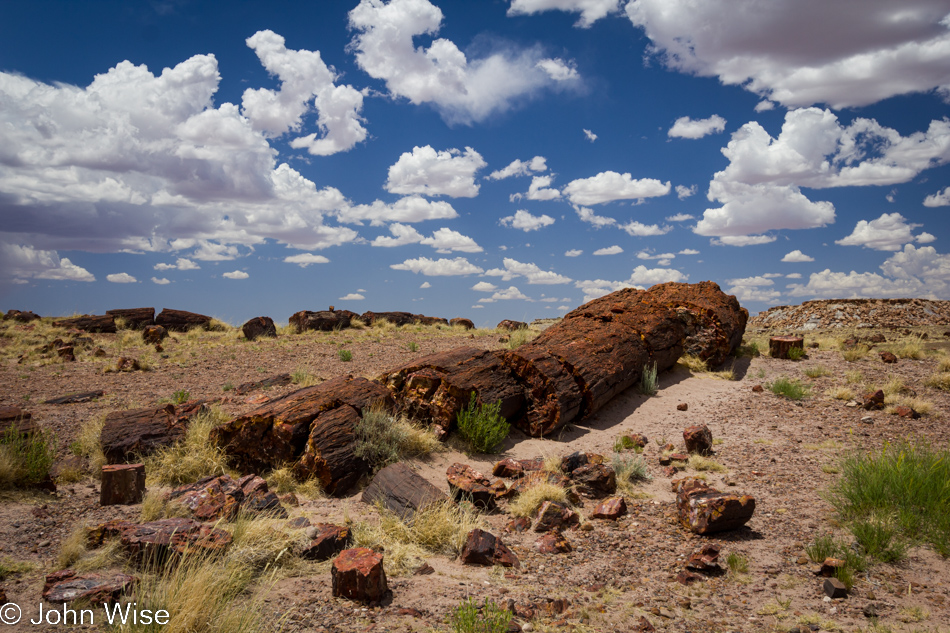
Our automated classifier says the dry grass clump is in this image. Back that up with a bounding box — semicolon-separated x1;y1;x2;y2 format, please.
678;354;708;373
56;527;125;572
507;482;569;518
925;372;950;391
264;466;324;500
937;358;950;373
828;386;856;401
503;327;539;350
804;365;832;378
145;407;234;486
884;397;935;416
226;512;297;572
688;455;728;473
139;489;191;522
354;408;441;471
290;367;320;387
0;319;74;363
845;370;864;384
889;336;926;360
842;345;870;362
0;425;57;490
612;453;650;497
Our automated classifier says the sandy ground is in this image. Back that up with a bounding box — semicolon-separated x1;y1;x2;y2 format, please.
1;323;950;632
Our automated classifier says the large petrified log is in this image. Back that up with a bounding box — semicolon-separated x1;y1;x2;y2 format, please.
0;406;37;436
100;401;210;463
289;309;358;332
360;311;418;326
155;308;211;332
242;316;277;340
105;308;155;329
210;376;391;494
52;314;117;333
379;347;525;432
361;462;446;520
6;309;41;322
647;281;748;367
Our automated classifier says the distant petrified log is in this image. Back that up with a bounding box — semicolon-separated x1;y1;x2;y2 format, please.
0;406;37;436
52;314;116;333
211;376;391;493
647;281;748;367
497;320;527;331
289;309;358;333
242;316;277;341
417;316;449;326
106;308;155;329
234;373;293;395
769;336;804;359
360;311;418;327
100;401;211;463
379;347;525;432
155;308;211;332
44;390;105;405
6;309;41;322
450;318;475;329
361;462;446;521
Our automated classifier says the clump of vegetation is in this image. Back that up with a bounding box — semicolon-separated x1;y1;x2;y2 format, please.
638;361;658;396
804;534;868;588
768;377;809;400
842;344;870;362
0;559;32;581
172;389;190;405
407;342;419;352
262;466;324;500
804;365;832;378
828;386;855;401
893;337;925;360
613;435;642;453
145;407;233;485
291;367;320;387
787;346;806;361
338;349;353;362
678;354;708;373
0;424;57;489
507;482;569;518
354;408;441;471
827;439;950;557
456;393;509;454
726;551;749;574
71;415;107;477
449;597;512;633
612;452;650;496
845;369;865;384
735;341;760;357
503;327;538;350
689;455;727;473
925;372;950;391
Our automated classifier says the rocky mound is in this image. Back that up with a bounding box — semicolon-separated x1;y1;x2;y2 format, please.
749;298;950;331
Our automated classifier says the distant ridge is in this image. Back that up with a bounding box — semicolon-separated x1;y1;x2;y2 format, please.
749;298;950;331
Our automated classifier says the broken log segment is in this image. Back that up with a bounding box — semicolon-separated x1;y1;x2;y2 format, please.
100;400;211;464
44;390;105;405
289;310;358;333
361;462;447;521
105;308;155;329
155;308;211;332
52;314;116;333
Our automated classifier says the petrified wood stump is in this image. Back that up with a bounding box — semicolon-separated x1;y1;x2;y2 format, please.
332;548;387;602
769;336;804;359
242;316;277;341
100;464;146;506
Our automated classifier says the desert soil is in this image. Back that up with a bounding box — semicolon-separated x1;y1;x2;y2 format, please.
1;322;950;633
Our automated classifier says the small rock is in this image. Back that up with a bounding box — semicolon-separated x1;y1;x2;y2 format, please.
879;351;898;364
862;603;878;618
675;570;703;585
683;425;712;455
300;524;349;561
860;416;874;425
752;385;764;393
823;577;848;599
895;405;920;419
818;558;846;577
590;496;627;520
459;529;520;568
414;562;435;575
676;403;688;411
331;548;388;602
535;531;572;554
533;501;579;532
862;390;885;411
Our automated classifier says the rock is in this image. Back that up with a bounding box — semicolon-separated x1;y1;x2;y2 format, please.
56;345;76;361
300;524;349;561
450;318;475;329
497;320;528;331
683;424;713;455
823;578;848;599
624;433;648;448
100;401;212;463
493;458;526;478
361;462;447;521
769;336;804;359
44;390;105;405
289;309;358;332
862;390;885;411
752;384;764;393
414;562;435;575
417;315;449;326
634;615;657;631
590;496;627;520
168;474;286;520
0;586;5;602
561;451;604;474
676;402;688;411
536;531;572;554
89;518;232;561
332;548;388;602
239;474;288;518
863;604;879;618
879;351;898;364
100;464;146;506
570;463;616;498
115;357;144;372
139;324;167;344
234;373;294;395
459;529;520;568
52;314;117;333
818;558;846;577
533;501;579;532
895;405;921;419
447;463;497;509
6;309;41;322
106;308;155;329
676;478;755;534
242;316;277;341
686;543;721;572
155;308;212;332
42;570;136;605
506;517;531;533
675;570;703;586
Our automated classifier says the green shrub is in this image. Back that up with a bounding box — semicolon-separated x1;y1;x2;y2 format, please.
0;424;57;488
736;341;760;358
804;365;831;378
787;346;806;361
450;597;512;633
638;361;658;396
851;519;907;563
456;393;509;454
768;377;809;400
726;552;748;574
408;342;419;352
338;349;353;362
613;435;636;452
172;389;190;404
804;533;867;588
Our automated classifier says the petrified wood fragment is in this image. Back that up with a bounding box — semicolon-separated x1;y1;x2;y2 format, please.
105;307;155;329
242;316;277;340
43;570;137;606
44;390;105;404
100;464;146;506
361;462;446;521
100;400;210;464
52;314;117;333
155;308;211;332
676;478;755;534
289;309;358;332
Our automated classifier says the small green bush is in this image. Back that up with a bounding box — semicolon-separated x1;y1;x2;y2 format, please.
0;425;57;489
613;435;636;452
450;597;512;633
851;519;907;563
408;342;419;352
456;393;509;454
726;552;748;574
172;389;190;404
638;361;658;396
338;349;353;362
768;377;809;400
787;346;806;361
736;341;760;358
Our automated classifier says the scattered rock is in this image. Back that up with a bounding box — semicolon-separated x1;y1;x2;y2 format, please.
460;529;520;568
590;496;627;520
895;405;921;419
106;308;155;329
862;390;886;411
450;318;475;329
290;309;358;333
233;373;293;395
331;548;388;602
6;309;41;322
300;524;349;561
497;320;527;331
752;385;764;393
823;577;848;599
44;390;105;405
676;478;755;534
536;531;572;554
168;474;286;520
88;518;232;561
683;424;713;455
675;570;703;585
533;501;579;532
142;324;168;344
506;517;532;533
818;557;846;577
242;316;277;341
52;314;117;333
879;351;898;364
686;543;721;572
769;336;804;359
100;464;146;506
414;562;435;575
447;463;497;509
42;570;137;605
570;463;616;498
361;462;447;521
676;402;688;411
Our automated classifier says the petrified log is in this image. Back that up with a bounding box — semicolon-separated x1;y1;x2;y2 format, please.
417;315;449;326
155;308;211;332
6;309;41;322
211;376;391;492
44;390;105;405
300;524;350;560
43;570;137;606
676;478;755;534
683;424;713;455
361;462;446;521
360;311;418;326
233;373;293;395
0;406;37;436
450;318;474;329
497;320;527;331
332;548;387;602
88;518;232;561
52;314;116;333
100;401;210;463
647;281;748;367
106;308;155;329
242;316;277;340
769;336;804;359
289;309;358;332
379;347;525;432
100;464;146;506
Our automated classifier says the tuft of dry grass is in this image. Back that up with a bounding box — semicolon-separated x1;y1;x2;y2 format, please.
845;370;864;384
507;482;569;518
689;455;728;473
264;466;325;499
828;386;855;401
503;327;539;350
925;372;950;391
290;367;320;387
145;407;234;485
612;453;650;497
938;358;950;373
678;354;708;373
139;489;191;522
354;408;442;471
842;345;870;362
73;415;107;477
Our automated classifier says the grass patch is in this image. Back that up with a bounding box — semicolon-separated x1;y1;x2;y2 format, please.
449;597;512;633
787;346;806;361
172;389;190;405
726;552;748;574
338;349;353;362
828;386;855;401
678;354;708;373
688;455;727;473
263;466;324;499
638;361;658;395
612;452;650;496
893;338;926;360
924;372;950;391
354;408;441;471
735;341;760;358
842;345;870;362
804;534;867;588
456;393;509;454
291;367;320;387
407;342;419;352
507;482;569;519
503;327;538;350
845;370;864;384
145;406;233;485
827;438;950;557
0;559;33;580
804;365;832;378
0;424;57;489
938;357;950;372
768;377;809;400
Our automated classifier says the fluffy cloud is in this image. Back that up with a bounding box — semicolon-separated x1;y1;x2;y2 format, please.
594;245;623;255
725;275;782;302
711;235;777;246
781;250;815;262
349;0;579;124
241;30;366;156
391;256;484;276
667;213;694;222
583;129;598;142
478;285;530;302
155;258;200;271
880;244;950;290
385;146;486;198
484;258;572;284
575;206;617;228
565;249;582;257
0;243;95;283
500;210;556;231
674;186;696;200
337;196;458;226
575;265;687;302
787;270;927;298
563;171;671;205
786;273;802;279
696;180;835;239
421;228;483;253
835;213;926;251
508;0;621;28
524;175;563;201
151;277;171;285
679;249;700;255
668;114;726;139
621;221;671;236
536;58;579;81
754;100;776;112
626;0;950;108
472;281;498;292
223;270;249;279
339;293;365;300
924;186;950;207
371;223;424;247
488;156;548;180
637;250;675;265
107;273;137;283
284;253;330;267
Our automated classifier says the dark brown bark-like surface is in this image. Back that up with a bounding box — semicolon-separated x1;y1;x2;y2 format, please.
212;376;391;480
105;308;155;329
450;318;474;329
44;390;105;404
361;462;446;521
769;336;804;359
242;316;277;340
289;310;358;333
294;404;368;495
647;281;748;367
52;314;117;333
155;308;211;332
379;347;525;431
360;311;418;326
100;400;210;463
5;309;41;322
100;464;146;505
417;316;449;326
0;405;37;436
497;320;527;331
234;373;293;395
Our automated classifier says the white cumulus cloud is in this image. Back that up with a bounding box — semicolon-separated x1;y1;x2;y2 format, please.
781;250;815;262
924;186;950;207
222;270;249;279
284;253;330;267
391;256;484;276
151;277;171;285
835;213;925;251
371;223;424;248
472;281;498;292
339;293;365;300
420;227;483;253
674;186;696;200
488;156;548;180
478;285;531;302
583;128;598;142
575;265;687;302
621;221;671;236
565;249;582;257
668;114;726;139
594;245;623;255
575;206;617;228
106;272;137;283
711;235;777;246
500;209;555;231
508;0;621;28
0;243;95;283
385;146;486;198
563;171;671;205
484;258;572;284
338;196;459;226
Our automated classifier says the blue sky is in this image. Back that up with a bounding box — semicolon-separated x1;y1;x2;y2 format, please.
1;0;949;326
